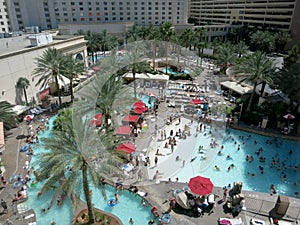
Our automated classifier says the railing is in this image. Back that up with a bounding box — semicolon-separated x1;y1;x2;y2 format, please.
245;196;300;221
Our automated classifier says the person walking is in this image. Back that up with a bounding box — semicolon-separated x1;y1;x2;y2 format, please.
154;156;158;166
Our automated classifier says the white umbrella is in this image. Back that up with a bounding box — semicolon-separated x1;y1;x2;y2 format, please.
175;192;191;209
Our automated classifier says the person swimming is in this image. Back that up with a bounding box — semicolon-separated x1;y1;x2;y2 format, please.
191;157;197;162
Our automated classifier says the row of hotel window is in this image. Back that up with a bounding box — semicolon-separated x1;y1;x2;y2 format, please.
54;7;179;11
53;2;180;6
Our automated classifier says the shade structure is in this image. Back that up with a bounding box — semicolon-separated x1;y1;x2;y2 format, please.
115;126;133;136
133;107;147;114
283;113;295;120
133;101;146;107
116;143;136;154
188;176;214;196
175;192;191;209
122;115;140;123
24;115;34;121
92;66;101;71
191;99;204;105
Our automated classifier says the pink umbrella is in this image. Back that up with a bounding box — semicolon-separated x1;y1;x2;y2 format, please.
188;176;214;196
92;66;101;71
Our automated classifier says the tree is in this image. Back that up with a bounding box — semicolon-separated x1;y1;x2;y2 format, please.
159;22;175;75
36;113;123;224
274;31;290;52
148;27;161;69
61;54;85;102
122;43;147;98
215;42;236;74
234;51;275;111
284;41;300;68
274;62;300;108
250;30;275;53
33;48;65;106
98;29;118;56
16;77;30;105
235;41;248;58
0;101;16;130
85;31;100;63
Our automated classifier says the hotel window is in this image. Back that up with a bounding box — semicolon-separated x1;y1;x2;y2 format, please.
134;2;137;5
155;7;158;10
104;7;107;10
127;12;131;15
112;2;115;5
112;17;116;20
148;16;152;20
64;18;69;22
148;7;152;10
79;2;83;5
96;12;100;16
72;8;76;11
112;7;115;10
88;2;92;5
63;13;67;16
120;7;123;10
88;12;92;16
73;18;77;21
80;7;83;11
104;12;108;16
120;17;123;20
71;2;75;5
134;7;137;10
127;7;130;10
63;8;67;11
141;7;144;10
127;17;131;20
148;2;152;5
155;2;158;5
96;7;100;10
104;2;107;5
89;18;93;21
97;17;101;21
95;2;99;5
81;18;85;21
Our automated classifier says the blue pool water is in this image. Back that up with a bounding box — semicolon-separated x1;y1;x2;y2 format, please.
162;68;190;75
171;123;300;198
27;116;153;224
84;184;153;224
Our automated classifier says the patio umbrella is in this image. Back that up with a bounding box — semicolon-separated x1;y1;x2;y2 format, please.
115;126;132;136
24;115;34;121
174;192;191;209
133;101;146;107
94;113;103;120
283;113;295;120
116;143;136;154
191;99;203;105
122;115;140;124
188;176;214;196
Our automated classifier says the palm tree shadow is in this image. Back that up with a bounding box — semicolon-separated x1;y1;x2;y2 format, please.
16;134;29;140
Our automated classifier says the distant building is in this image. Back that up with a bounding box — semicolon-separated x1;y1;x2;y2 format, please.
189;0;300;43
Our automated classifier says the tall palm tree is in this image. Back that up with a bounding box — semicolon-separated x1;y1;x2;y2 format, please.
98;29;118;56
275;31;290;52
85;31;100;63
16;77;30;105
61;54;85;102
33;48;66;106
36;113;123;224
0;101;16;130
149;27;161;69
159;22;175;75
122;43;147;98
234;51;275;111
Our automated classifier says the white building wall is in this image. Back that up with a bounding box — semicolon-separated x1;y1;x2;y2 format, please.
0;0;10;33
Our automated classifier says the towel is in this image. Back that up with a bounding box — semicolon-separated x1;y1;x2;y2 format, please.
24;214;34;219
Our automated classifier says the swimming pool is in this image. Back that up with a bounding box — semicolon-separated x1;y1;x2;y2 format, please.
170;123;300;198
162;68;190;75
28;116;153;224
84;184;153;224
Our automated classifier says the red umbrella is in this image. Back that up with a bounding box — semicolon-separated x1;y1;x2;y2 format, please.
283;113;295;120
24;115;34;121
188;176;214;196
90;119;101;127
133;101;146;107
133;107;148;114
94;113;103;120
191;99;204;105
116;143;136;154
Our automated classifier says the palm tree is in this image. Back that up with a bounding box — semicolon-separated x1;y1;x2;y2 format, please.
235;41;248;58
98;29;118;56
159;22;175;75
33;48;65;106
0;101;16;130
234;51;275;111
215;42;236;74
61;54;85;102
275;31;290;52
122;43;147;98
250;30;275;53
85;31;100;63
16;77;30;105
36;113;123;224
126;25;142;43
148;27;161;70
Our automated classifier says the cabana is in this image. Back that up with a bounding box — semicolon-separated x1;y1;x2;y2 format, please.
220;81;252;96
123;72;169;90
116;143;136;154
115;125;133;137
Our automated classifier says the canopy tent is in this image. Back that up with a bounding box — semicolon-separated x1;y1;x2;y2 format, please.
122;115;140;124
220;81;252;95
116;143;136;154
115;126;133;136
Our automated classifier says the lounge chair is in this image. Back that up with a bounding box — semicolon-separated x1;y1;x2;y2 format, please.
218;217;244;225
35;106;47;113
